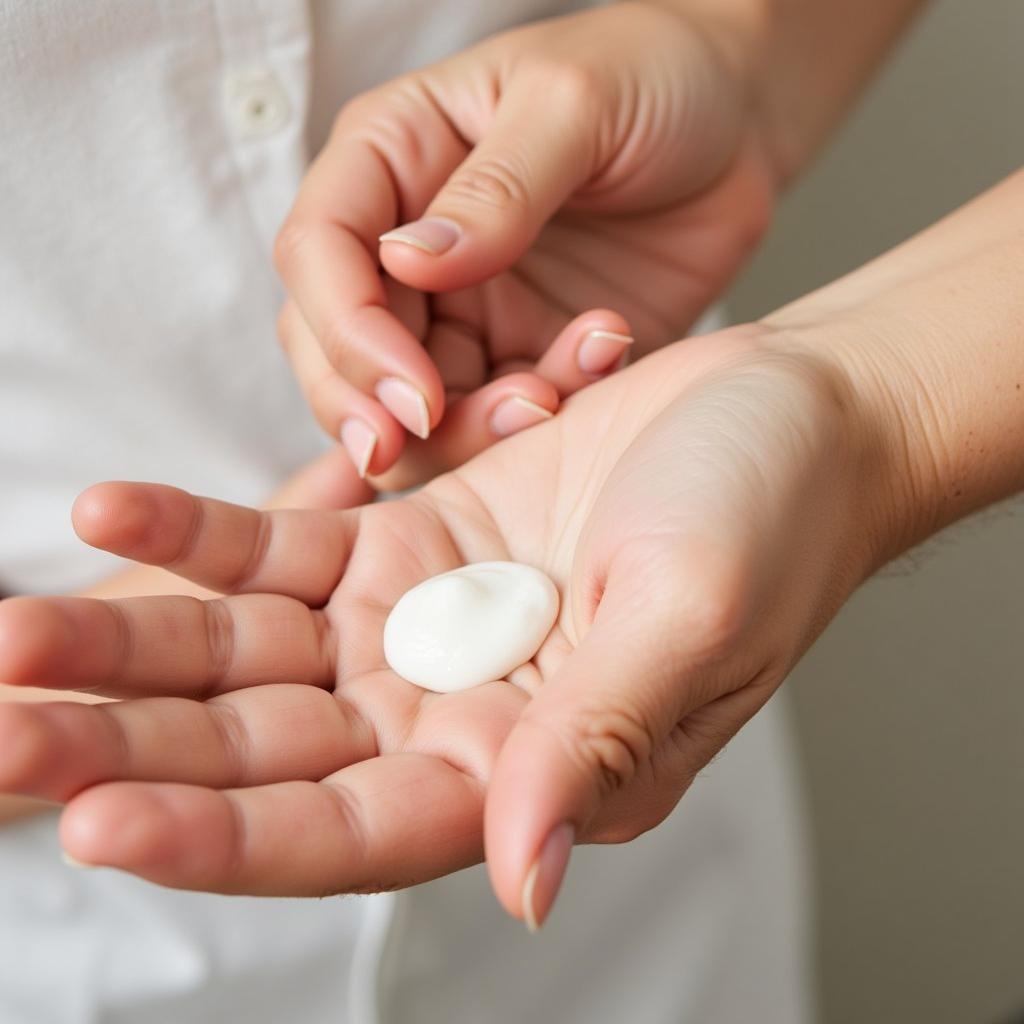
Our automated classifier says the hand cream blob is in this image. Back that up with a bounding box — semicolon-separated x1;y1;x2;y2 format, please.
383;561;559;693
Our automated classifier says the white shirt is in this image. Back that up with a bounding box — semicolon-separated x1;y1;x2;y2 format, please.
0;2;812;1021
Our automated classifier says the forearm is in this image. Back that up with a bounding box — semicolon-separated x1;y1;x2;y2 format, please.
654;0;928;182
765;168;1024;563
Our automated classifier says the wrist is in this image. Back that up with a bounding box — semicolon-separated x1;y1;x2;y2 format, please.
761;169;1024;565
751;317;934;576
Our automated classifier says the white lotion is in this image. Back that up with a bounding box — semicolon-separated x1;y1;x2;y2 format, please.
383;561;559;693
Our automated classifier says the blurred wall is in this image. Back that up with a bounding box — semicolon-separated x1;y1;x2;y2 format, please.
726;3;1024;1021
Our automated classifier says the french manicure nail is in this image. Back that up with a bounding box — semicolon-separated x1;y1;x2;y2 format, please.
521;822;575;933
577;330;634;376
379;217;461;256
490;395;553;438
340;418;378;479
62;851;92;869
375;377;431;440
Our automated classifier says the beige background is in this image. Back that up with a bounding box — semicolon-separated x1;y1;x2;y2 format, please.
727;2;1024;1021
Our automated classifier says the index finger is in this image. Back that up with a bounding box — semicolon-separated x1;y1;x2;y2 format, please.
274;87;465;435
72;482;356;603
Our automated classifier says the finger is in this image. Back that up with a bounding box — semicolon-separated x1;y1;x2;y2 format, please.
484;556;749;930
531;309;633;397
60;754;484;896
0;685;376;800
369;372;558;492
72;482;355;603
379;68;599;293
0;593;332;698
274;86;464;437
277;301;408;477
265;443;374;510
370;308;634;490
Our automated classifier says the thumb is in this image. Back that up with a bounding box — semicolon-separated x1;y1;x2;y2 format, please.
378;69;599;293
484;566;725;931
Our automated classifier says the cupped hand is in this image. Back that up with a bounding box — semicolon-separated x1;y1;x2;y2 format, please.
275;3;776;487
0;328;886;927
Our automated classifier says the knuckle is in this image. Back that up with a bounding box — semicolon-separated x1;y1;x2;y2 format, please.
200;599;236;696
570;702;657;798
306;368;344;431
331;80;404;137
444;156;531;214
272;218;312;277
206;701;251;786
332;91;376;132
542;60;603;114
677;579;748;663
318;315;355;370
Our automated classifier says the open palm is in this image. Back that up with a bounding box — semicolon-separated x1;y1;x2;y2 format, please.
0;329;878;922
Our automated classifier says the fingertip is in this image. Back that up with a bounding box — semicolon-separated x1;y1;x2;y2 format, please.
378;216;489;294
478;372;559;438
72;481;186;557
484;715;579;924
71;482;128;546
520;821;574;932
336;404;408;480
60;785;145;869
536;309;634;397
61;783;232;883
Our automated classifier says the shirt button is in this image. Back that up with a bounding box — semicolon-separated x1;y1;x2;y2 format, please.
224;70;291;139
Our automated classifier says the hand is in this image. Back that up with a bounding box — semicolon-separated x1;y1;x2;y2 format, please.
275;3;776;487
0;328;891;926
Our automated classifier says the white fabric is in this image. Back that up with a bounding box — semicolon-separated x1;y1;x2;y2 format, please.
0;1;812;1021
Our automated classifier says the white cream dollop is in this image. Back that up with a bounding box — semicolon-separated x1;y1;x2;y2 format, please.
383;561;559;693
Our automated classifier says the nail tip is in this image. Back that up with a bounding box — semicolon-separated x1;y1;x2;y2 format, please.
378;230;436;254
357;437;377;479
510;396;554;420
375;378;432;440
340;420;379;479
521;860;541;933
412;395;431;440
586;330;635;345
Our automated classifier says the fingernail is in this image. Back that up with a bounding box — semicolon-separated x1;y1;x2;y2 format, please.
490;395;553;438
577;330;634;376
62;851;93;869
379;217;461;256
340;418;378;479
521;822;574;933
375;378;431;440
